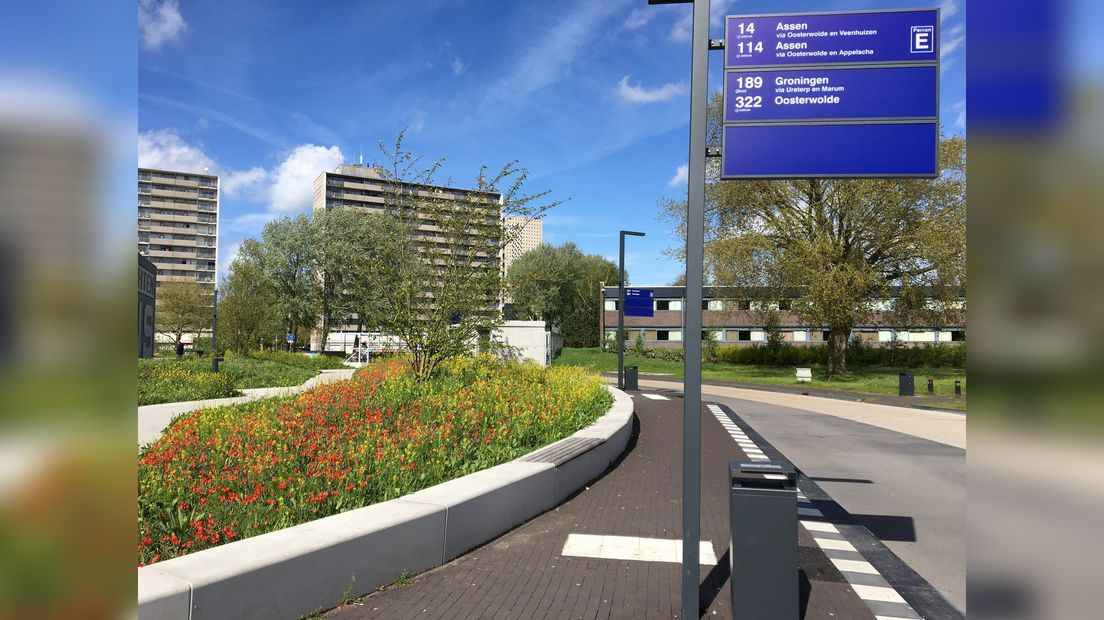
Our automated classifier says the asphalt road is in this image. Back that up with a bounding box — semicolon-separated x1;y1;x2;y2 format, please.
708;392;967;614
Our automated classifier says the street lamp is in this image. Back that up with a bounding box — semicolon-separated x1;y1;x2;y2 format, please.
618;230;645;390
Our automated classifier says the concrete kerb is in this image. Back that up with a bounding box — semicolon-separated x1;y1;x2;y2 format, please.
137;384;634;620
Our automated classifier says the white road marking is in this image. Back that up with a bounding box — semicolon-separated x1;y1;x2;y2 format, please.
800;520;839;534
813;537;857;552
641;393;669;400
851;584;908;604
560;534;717;565
831;558;880;575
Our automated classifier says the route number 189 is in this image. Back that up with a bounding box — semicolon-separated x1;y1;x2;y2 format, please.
733;76;763;90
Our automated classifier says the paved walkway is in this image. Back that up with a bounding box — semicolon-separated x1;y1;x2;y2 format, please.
137;368;355;448
328;389;880;619
631;377;966;450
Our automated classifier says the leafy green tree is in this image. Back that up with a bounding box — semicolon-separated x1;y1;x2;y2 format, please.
310;208;403;346
661;93;966;373
373;134;560;380
155;280;211;346
507;243;619;347
217;255;283;353
236;215;317;351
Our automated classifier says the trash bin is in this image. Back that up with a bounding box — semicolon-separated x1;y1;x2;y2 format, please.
211;357;223;373
623;366;638;391
730;460;798;620
898;372;915;397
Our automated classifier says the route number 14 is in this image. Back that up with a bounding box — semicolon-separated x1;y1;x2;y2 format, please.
736;22;756;35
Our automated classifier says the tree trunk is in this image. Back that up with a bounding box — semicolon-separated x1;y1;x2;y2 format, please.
827;326;850;374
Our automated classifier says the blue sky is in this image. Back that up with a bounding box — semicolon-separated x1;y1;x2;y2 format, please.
138;0;966;285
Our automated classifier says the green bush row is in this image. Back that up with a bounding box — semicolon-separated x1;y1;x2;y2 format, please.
618;341;965;368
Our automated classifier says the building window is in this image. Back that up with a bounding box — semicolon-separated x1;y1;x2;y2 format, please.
604;300;618;311
656;330;670;341
779;300;792;310
951;330;966;342
656;300;672;311
822;330;832;341
736;300;751;311
738;330;751;341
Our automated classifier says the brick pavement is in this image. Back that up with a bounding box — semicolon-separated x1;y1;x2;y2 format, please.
327;388;875;619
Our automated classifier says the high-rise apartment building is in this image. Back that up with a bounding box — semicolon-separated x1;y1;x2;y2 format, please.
502;216;542;272
137;168;219;291
311;163;503;350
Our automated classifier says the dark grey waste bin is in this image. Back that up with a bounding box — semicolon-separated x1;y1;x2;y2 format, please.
730;460;798;620
898;372;915;396
623;366;638;391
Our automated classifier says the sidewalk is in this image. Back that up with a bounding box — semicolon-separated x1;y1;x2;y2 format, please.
327;388;878;619
604;371;965;412
137;368;355;448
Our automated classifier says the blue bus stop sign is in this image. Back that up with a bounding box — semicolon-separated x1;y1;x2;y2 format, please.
721;8;940;179
624;289;654;318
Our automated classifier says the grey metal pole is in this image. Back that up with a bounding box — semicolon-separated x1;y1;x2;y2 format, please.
619;231;625;390
682;0;709;616
618;230;645;390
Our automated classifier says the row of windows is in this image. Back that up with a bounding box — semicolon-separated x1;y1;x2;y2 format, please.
606;328;966;343
139;207;217;223
605;299;960;312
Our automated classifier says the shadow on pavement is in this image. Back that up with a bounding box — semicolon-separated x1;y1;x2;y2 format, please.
850;514;917;543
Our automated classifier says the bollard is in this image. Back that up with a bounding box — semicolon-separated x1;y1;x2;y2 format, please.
211;356;223;373
898;372;915;397
954;380;962;397
624;366;639;391
927;378;934;393
730;460;798;620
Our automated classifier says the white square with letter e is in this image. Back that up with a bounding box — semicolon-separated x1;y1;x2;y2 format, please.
911;25;934;53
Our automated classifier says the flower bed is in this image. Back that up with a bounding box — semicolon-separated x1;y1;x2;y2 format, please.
138;356;611;565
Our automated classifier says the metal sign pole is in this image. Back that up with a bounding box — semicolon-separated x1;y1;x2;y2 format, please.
618;230;645;390
618;231;626;390
683;0;708;616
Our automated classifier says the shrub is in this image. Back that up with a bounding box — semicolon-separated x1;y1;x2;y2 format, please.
138;357;611;565
138;362;237;406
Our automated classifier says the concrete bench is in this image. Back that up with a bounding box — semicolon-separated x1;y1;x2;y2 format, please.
795;368;812;382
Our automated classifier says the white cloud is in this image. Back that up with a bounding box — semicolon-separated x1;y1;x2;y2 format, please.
950;100;966;129
450;57;467;75
268;144;344;213
218;240;241;280
624;8;654;30
138;0;187;50
940;0;959;22
669;11;693;43
617;75;685;104
668;163;688;188
941;23;965;61
669;0;735;43
221;212;279;235
221;166;269;200
138;129;215;173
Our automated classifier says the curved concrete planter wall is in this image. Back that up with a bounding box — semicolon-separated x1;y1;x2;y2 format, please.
138;385;634;620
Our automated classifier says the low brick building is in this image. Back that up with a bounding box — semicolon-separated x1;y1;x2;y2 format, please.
599;285;965;349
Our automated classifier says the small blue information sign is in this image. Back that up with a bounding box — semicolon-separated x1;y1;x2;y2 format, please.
286;333;295;343
624;289;654;318
721;8;940;179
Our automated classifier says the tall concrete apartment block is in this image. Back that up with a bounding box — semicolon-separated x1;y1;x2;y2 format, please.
311;163;503;350
502;216;542;272
137;168;219;291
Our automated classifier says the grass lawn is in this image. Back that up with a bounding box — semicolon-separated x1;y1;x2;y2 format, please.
554;348;967;400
